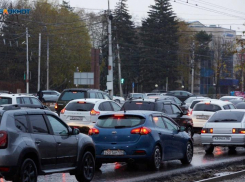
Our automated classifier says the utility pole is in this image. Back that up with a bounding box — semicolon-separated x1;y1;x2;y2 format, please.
47;35;49;90
26;27;29;94
107;0;114;97
38;33;41;92
117;44;123;97
242;42;244;92
191;41;195;94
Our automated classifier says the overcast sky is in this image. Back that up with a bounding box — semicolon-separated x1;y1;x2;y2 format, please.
66;0;245;37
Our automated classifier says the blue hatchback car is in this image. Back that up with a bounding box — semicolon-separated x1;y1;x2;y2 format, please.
89;111;193;170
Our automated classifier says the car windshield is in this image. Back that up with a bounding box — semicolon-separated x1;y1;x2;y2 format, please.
121;102;155;111
209;111;244;122
66;102;94;111
96;115;145;128
60;91;85;101
193;103;221;112
0;97;12;104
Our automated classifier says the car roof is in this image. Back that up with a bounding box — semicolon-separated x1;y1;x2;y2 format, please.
68;98;109;104
216;109;245;113
99;110;164;117
220;96;243;98
0;93;36;98
1;108;54;115
62;88;104;92
195;100;233;106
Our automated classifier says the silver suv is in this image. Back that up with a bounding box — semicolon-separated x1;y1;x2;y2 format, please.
0;107;95;182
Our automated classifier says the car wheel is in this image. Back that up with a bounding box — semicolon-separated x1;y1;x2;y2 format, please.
95;160;102;170
75;151;95;182
148;145;162;170
14;158;37;182
114;99;120;104
186;126;193;137
181;141;193;164
204;144;214;154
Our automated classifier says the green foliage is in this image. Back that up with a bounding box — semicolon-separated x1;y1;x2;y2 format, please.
139;0;179;91
0;0;91;92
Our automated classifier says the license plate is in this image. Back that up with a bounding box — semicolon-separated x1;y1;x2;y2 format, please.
70;116;83;120
196;115;209;120
103;150;125;156
213;136;231;141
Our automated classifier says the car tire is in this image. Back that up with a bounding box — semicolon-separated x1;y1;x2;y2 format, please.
181;141;193;164
75;151;95;182
95;161;102;170
13;158;38;182
204;145;214;154
148;145;162;170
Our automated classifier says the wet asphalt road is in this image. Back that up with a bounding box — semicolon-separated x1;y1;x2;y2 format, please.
4;134;245;182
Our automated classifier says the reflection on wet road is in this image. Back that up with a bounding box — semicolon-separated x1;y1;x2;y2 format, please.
3;135;245;182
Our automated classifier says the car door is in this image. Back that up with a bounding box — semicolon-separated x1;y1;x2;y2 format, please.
163;117;184;159
28;114;56;170
45;115;78;168
171;104;183;125
152;115;172;160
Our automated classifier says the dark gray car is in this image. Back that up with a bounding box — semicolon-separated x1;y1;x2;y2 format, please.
0;108;95;182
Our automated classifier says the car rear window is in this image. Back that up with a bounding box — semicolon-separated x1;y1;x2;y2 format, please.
96;115;145;128
60;91;85;101
193;103;221;112
121;102;155;111
0;97;12;104
66;102;94;111
190;100;202;109
209;111;244;122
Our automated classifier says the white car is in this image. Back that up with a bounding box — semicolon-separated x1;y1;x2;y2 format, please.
188;99;216;115
60;99;121;133
184;96;209;108
219;96;244;101
113;96;125;104
201;110;245;154
192;100;236;133
0;93;45;106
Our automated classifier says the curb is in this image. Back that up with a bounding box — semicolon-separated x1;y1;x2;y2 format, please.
197;169;245;182
119;156;245;182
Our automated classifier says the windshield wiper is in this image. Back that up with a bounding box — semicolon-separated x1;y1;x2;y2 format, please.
115;126;127;128
204;109;214;112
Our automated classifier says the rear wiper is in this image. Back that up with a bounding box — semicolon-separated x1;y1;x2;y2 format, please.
204;109;214;111
213;120;221;122
77;109;87;111
115;126;127;128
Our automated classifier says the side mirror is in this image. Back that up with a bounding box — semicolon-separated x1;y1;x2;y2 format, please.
72;128;80;135
179;126;186;132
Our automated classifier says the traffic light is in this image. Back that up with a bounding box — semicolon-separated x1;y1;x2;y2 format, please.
121;78;124;84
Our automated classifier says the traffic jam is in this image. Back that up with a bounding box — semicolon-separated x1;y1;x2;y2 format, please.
1;90;245;182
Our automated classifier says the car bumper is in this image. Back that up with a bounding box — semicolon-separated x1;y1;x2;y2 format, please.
0;166;18;180
201;134;245;146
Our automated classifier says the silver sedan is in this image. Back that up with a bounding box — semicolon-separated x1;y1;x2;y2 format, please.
201;109;245;154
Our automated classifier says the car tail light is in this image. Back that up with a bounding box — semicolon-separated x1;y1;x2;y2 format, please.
189;109;193;116
88;128;99;135
60;108;66;114
205;102;210;105
90;109;100;115
77;101;86;104
131;127;151;135
232;128;236;133
0;167;9;172
240;130;245;134
232;128;245;134
134;150;146;155
201;128;213;134
114;114;124;117
54;103;58;109
0;131;8;149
